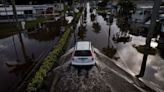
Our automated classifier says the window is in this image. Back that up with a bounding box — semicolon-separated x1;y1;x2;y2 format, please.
74;50;92;56
24;10;33;15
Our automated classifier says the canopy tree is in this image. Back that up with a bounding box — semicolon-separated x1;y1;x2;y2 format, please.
118;0;136;15
98;0;111;7
117;0;136;33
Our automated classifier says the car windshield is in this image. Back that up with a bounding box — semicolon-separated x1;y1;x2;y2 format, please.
74;50;92;56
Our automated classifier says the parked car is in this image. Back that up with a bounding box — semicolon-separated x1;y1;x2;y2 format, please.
71;41;96;66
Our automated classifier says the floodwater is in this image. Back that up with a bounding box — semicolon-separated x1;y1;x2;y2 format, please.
0;2;164;92
0;22;60;92
49;47;159;92
67;2;164;91
73;3;109;51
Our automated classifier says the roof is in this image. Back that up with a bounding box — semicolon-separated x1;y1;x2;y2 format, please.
75;41;91;50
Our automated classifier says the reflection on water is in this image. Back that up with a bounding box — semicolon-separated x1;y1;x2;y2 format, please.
26;20;62;41
72;2;164;90
75;2;164;91
158;38;164;59
111;17;164;90
6;56;34;76
5;35;35;76
117;16;130;33
78;25;87;40
115;10;163;84
78;7;87;41
92;22;101;33
75;2;117;59
26;30;59;41
90;13;96;22
0;23;18;39
74;2;164;91
0;20;60;92
159;49;164;59
102;23;117;59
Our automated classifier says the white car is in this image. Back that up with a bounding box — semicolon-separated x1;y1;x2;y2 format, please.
71;41;96;66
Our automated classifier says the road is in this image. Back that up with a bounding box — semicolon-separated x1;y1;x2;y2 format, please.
45;2;164;92
48;48;158;92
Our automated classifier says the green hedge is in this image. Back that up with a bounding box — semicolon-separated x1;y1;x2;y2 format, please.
26;29;70;92
26;16;50;30
26;10;82;92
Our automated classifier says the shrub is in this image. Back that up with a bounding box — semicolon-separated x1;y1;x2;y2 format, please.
133;45;157;55
27;28;70;92
26;11;82;92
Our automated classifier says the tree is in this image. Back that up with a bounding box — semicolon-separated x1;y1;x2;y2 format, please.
118;0;136;15
117;0;136;33
97;0;111;7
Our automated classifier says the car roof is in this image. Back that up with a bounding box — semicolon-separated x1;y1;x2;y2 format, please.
75;41;91;50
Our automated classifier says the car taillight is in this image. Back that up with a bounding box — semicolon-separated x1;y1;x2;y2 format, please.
89;51;93;56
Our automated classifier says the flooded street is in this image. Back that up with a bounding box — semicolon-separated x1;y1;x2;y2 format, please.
75;4;109;51
0;1;164;92
110;20;164;90
0;27;59;92
66;2;164;91
49;48;159;92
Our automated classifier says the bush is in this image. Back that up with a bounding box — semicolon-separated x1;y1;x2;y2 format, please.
26;16;47;30
26;28;70;92
92;22;101;33
26;11;82;92
133;45;157;55
103;47;117;58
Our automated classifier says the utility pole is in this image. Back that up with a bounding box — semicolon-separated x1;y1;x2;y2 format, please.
11;0;23;35
11;0;20;30
11;0;26;60
60;0;61;11
2;0;10;22
136;0;161;78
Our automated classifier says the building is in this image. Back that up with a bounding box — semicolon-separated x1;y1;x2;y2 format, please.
0;5;35;22
131;5;152;23
0;4;64;22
